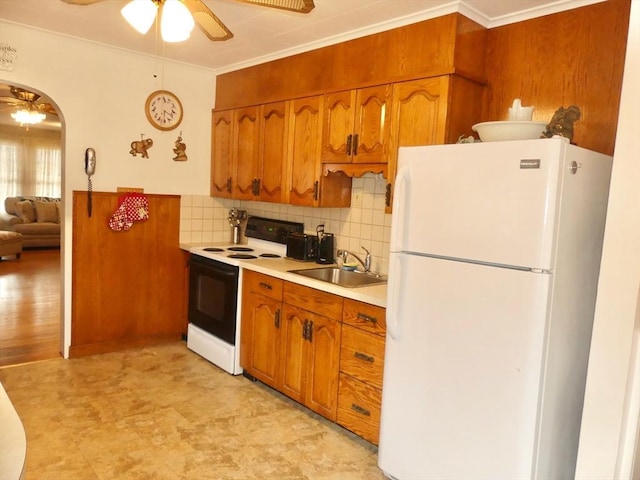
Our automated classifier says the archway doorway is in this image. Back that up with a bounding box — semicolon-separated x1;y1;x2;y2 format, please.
0;81;63;366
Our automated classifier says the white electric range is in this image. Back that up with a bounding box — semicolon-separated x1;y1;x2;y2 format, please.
187;217;304;374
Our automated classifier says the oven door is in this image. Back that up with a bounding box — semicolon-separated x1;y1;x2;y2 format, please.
188;255;239;345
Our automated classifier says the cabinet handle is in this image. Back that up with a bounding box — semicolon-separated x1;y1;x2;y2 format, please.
313;180;319;201
308;320;314;342
346;134;352;156
351;403;371;417
302;319;309;340
385;183;391;207
357;312;378;324
256;178;261;196
275;308;280;328
258;282;272;290
354;351;375;363
227;177;232;193
352;134;358;156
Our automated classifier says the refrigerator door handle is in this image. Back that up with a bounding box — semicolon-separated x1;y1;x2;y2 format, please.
387;254;404;340
389;163;410;251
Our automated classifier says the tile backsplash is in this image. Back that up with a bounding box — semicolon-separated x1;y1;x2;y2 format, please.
180;173;392;274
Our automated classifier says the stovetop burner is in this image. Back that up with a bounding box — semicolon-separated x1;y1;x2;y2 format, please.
228;253;258;259
259;253;281;258
227;246;254;252
203;247;225;252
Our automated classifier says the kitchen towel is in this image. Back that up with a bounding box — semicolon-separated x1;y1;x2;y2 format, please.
108;193;149;231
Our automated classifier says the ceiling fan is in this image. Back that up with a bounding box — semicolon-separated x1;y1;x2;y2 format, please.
60;0;316;42
0;86;58;126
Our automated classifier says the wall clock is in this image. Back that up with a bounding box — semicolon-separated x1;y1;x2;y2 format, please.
145;90;183;131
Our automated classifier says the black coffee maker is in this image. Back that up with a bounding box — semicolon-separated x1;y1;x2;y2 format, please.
316;224;334;264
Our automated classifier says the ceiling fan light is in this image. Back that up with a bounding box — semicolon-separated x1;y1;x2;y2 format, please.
11;109;46;125
161;0;195;43
121;0;157;35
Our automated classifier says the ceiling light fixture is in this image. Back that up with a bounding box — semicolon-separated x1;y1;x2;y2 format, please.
121;0;195;43
11;109;46;126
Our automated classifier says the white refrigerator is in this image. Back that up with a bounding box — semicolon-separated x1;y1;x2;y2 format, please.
378;138;612;480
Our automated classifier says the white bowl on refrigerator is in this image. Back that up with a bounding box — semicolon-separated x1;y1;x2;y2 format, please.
472;121;547;142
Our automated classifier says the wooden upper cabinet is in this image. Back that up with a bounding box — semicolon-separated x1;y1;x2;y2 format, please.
257;101;289;203
232;106;261;200
211;109;233;198
384;74;483;212
287;95;325;207
288;95;353;208
385;76;450;212
322;85;391;164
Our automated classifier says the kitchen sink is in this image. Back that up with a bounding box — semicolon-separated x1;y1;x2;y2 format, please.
288;267;387;288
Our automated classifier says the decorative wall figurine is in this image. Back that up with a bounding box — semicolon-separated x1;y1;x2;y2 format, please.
173;132;188;161
542;106;581;142
130;134;153;158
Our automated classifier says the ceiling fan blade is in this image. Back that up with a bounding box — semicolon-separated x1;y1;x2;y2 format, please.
183;0;234;41
236;0;314;14
60;0;107;5
35;103;59;116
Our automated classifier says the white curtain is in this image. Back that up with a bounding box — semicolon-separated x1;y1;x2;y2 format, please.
0;125;61;199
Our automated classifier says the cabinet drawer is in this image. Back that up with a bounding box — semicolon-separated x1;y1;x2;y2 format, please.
340;324;385;388
337;374;381;445
283;281;343;321
343;299;386;336
243;270;283;301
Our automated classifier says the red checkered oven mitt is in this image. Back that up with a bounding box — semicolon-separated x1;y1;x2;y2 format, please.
108;193;149;231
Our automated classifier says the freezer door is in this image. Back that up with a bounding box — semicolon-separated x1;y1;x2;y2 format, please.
379;253;551;480
390;139;567;270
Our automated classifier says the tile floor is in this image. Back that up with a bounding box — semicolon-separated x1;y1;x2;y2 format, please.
0;342;386;480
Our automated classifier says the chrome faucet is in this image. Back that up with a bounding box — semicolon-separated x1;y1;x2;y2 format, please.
337;246;371;273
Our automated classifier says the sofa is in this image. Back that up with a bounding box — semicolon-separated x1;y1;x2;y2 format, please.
0;196;61;248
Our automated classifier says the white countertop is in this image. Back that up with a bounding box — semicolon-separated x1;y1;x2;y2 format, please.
181;243;387;308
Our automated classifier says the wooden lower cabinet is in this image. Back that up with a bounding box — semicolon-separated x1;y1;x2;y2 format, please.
336;299;387;444
240;270;283;386
241;271;343;421
240;271;386;441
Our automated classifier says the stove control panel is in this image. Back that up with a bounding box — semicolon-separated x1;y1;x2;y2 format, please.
245;216;304;244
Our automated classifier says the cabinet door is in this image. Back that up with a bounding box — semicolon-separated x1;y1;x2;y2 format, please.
304;311;342;421
386;76;450;212
258;101;288;203
322;85;390;165
211;109;233;198
287;95;324;207
278;303;308;403
232;106;260;200
322;90;356;163
240;293;282;387
352;84;391;164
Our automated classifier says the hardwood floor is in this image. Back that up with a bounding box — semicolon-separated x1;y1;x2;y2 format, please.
0;248;62;367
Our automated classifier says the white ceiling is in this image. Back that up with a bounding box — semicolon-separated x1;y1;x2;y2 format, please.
0;0;604;73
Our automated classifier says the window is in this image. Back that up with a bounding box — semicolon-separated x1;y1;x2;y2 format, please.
0;125;61;200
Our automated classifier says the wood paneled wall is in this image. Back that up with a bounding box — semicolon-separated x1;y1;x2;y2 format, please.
70;191;187;357
215;13;487;110
482;0;631;155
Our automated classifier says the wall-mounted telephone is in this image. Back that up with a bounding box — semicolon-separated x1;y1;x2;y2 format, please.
85;148;96;217
85;148;96;176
